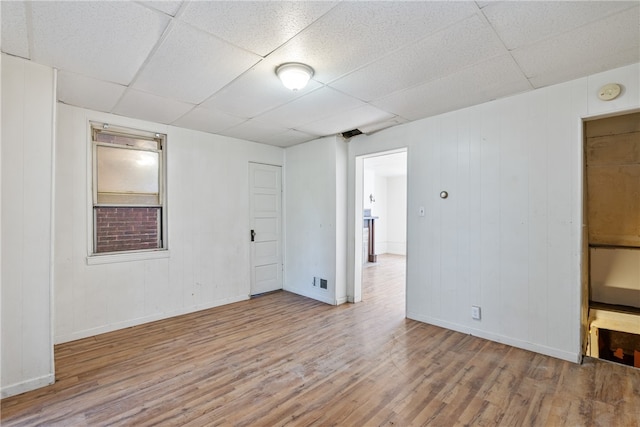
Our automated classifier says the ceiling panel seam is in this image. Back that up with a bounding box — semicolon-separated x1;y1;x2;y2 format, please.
111;18;179;113
319;6;484;88
25;1;34;61
477;6;534;91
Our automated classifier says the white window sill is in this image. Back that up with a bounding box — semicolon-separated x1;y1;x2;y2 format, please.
86;249;170;265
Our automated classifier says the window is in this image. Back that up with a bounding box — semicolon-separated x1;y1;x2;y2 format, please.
91;123;166;254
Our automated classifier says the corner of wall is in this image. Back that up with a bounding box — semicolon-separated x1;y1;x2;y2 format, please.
1;54;56;397
335;138;348;303
283;135;346;305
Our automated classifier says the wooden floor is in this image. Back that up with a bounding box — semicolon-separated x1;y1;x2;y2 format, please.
2;254;640;426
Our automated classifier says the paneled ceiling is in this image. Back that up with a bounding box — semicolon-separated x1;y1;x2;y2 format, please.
2;1;639;147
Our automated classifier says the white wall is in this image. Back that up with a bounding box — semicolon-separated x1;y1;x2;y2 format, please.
1;55;55;397
369;174;407;256
590;248;640;307
284;136;348;305
363;169;375;213
372;174;388;254
54;103;283;343
386;176;407;255
347;62;640;363
335;140;348;302
363;159;407;256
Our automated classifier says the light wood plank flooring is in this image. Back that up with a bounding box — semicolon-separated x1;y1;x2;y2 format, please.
2;254;639;426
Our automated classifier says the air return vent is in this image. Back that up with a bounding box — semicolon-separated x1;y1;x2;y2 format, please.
341;129;362;139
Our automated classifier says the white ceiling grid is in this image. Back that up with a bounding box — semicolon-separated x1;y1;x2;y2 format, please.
1;1;638;147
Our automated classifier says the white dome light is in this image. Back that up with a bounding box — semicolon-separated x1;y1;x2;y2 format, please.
276;63;314;91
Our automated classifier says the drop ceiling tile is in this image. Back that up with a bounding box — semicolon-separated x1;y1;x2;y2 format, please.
4;0;638;149
483;1;638;50
260;129;319;148
297;105;395;136
267;1;479;83
1;1;30;59
171;106;245;134
140;1;184;17
359;116;409;135
58;71;127;113
180;1;338;56
218;118;293;143
113;89;195;124
372;55;531;121
200;57;323;118
29;2;169;85
528;47;640;89
512;8;640;82
132;21;261;104
256;87;368;129
330;14;506;101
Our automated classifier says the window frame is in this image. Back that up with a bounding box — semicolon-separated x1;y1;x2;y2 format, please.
87;121;169;262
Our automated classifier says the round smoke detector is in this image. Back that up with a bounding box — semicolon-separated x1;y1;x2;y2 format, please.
598;83;621;101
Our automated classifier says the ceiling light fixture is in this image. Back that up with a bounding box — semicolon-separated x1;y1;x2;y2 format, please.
276;62;314;91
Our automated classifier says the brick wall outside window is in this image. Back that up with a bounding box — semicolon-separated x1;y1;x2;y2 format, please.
95;207;160;253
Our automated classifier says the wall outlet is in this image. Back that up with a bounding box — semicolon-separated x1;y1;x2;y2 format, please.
471;306;481;320
313;277;319;287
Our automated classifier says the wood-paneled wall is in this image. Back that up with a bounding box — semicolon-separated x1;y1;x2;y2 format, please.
347;63;640;363
54;104;284;344
1;54;55;397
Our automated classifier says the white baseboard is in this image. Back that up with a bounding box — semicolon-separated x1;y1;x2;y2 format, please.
386;241;406;255
376;242;388;254
55;295;249;344
1;373;55;399
284;286;337;305
407;311;581;364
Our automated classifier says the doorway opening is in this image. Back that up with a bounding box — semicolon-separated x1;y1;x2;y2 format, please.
583;111;640;368
355;149;407;310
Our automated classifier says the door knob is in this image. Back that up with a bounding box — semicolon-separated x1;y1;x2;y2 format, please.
251;229;256;242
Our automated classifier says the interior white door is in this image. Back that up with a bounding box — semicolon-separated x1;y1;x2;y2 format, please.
249;163;283;295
